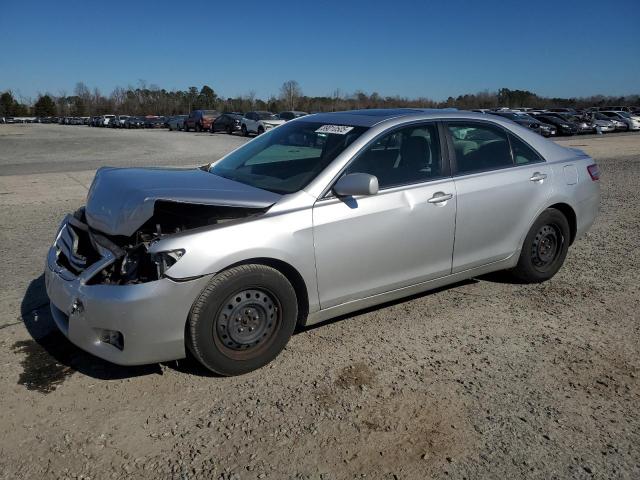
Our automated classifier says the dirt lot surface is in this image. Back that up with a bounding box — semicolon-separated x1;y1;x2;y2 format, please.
0;124;638;479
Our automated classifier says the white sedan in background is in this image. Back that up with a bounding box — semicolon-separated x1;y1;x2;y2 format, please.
600;111;640;131
241;111;285;136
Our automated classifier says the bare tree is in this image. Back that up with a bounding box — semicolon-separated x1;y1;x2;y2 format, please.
279;80;302;110
247;90;256;110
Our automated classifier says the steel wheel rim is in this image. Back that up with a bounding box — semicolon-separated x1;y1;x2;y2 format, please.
214;288;280;358
531;223;563;269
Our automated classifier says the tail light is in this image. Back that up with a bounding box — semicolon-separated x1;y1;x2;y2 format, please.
587;164;600;181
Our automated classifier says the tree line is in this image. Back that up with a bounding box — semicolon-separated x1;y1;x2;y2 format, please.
2;81;638;118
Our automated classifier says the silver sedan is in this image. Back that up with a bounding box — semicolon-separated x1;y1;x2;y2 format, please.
45;109;600;375
167;114;188;131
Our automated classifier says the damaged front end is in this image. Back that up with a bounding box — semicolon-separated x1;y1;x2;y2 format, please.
55;201;265;285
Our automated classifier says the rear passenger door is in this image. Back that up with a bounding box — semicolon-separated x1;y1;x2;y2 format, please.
445;121;552;272
313;122;457;309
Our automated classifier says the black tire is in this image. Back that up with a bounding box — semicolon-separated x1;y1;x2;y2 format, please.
226;125;232;135
257;126;265;135
241;124;248;137
196;122;202;132
188;264;298;376
511;208;570;283
184;123;190;132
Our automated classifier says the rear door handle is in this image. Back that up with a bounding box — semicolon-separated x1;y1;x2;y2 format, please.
530;172;548;182
428;192;454;204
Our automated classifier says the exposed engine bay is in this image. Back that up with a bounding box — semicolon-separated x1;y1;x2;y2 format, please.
63;201;265;285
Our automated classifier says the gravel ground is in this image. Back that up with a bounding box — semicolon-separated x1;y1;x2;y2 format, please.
0;124;638;479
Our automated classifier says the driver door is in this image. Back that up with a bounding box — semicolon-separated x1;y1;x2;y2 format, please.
313;122;456;309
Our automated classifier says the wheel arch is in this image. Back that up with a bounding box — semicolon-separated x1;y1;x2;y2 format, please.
215;257;309;329
548;202;577;244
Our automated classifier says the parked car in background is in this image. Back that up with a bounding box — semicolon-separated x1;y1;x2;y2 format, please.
111;115;130;128
44;109;600;375
488;111;543;135
600;111;640;131
594;112;628;131
241;111;285;136
144;116;166;128
123;116;145;129
546;108;577;114
167;115;188;131
100;115;116;127
531;114;579;136
102;115;116;127
545;113;595;134
211;113;243;134
588;114;616;133
600;106;632;112
278;111;308;121
184;110;220;132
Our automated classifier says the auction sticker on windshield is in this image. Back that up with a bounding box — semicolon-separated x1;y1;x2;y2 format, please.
315;125;355;135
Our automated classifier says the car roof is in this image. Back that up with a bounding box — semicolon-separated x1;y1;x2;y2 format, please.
299;108;521;127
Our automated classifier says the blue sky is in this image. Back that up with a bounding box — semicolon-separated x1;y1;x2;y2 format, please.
1;0;639;101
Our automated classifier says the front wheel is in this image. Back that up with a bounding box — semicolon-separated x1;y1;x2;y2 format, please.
187;264;298;376
241;124;248;137
510;208;570;283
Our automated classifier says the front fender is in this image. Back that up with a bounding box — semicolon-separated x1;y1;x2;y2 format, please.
148;208;319;312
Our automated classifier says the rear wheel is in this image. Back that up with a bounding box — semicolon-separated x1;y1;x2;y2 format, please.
226;125;232;135
511;208;570;283
257;126;265;135
241;124;248;136
188;264;298;376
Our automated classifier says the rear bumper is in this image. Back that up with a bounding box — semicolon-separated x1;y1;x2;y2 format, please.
45;243;213;366
575;187;600;240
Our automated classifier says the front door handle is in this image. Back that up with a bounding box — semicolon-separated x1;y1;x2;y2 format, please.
530;172;548;182
428;192;454;204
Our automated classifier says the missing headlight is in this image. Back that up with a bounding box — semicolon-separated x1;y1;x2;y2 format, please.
151;249;185;278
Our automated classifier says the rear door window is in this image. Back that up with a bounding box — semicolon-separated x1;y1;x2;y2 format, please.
447;123;513;174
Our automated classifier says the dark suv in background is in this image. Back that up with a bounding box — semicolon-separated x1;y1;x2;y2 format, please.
211;112;243;134
184;110;220;132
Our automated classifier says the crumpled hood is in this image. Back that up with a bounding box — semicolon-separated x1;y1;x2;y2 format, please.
85;167;281;236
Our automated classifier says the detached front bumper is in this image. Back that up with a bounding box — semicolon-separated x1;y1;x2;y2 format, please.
45;236;212;366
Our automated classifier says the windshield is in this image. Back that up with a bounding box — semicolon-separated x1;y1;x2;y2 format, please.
209;121;368;194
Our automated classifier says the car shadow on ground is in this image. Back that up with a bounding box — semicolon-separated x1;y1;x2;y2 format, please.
299;278;479;333
16;274;162;393
16;275;484;389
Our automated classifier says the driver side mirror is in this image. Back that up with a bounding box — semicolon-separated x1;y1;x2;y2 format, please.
333;173;379;197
